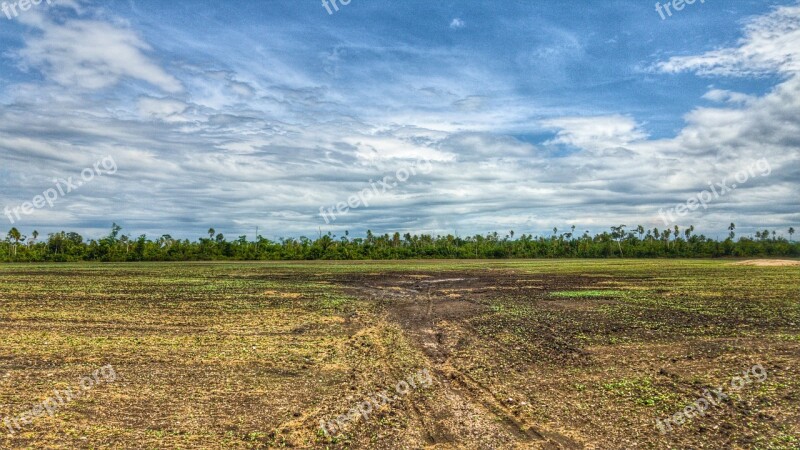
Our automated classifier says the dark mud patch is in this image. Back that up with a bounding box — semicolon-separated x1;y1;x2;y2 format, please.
336;271;596;448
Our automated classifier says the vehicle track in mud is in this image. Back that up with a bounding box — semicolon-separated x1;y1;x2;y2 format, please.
340;271;594;449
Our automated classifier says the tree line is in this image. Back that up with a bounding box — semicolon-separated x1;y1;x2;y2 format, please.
1;223;797;262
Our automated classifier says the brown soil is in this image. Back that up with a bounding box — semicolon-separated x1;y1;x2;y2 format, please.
339;271;611;449
2;263;797;449
732;259;800;266
329;269;799;449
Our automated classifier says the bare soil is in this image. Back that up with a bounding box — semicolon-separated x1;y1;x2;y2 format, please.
732;259;800;267
1;262;798;449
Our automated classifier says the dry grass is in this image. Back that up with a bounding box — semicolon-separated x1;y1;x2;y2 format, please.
0;260;797;449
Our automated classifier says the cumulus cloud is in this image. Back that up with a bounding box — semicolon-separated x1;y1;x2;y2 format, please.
542;115;647;153
651;6;800;166
657;5;800;76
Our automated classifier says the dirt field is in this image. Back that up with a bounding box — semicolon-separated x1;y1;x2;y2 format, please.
0;260;798;449
733;260;800;267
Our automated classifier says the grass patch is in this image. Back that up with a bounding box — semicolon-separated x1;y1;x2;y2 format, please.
550;290;625;298
601;377;678;410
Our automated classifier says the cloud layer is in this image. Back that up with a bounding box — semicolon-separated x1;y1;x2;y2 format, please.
0;1;797;240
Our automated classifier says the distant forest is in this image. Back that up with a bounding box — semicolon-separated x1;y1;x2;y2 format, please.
1;223;798;262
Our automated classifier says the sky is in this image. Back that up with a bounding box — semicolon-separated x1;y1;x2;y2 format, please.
0;0;798;241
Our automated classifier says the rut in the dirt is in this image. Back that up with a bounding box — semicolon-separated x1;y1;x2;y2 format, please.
343;272;587;449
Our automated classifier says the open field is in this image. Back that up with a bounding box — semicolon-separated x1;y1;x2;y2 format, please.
0;260;798;449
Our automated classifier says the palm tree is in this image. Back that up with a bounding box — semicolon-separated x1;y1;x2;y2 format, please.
208;228;215;240
728;223;736;240
667;225;678;249
684;226;693;240
610;225;626;257
790;227;795;242
159;234;174;249
8;228;21;256
109;223;122;241
30;230;39;246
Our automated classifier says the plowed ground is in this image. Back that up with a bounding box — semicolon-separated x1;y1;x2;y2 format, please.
0;260;798;449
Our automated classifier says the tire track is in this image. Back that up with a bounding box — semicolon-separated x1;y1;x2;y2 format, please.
345;276;583;448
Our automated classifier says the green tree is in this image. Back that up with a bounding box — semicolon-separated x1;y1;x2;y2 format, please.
610;225;626;257
110;223;122;241
1;223;798;262
120;235;130;255
8;228;22;256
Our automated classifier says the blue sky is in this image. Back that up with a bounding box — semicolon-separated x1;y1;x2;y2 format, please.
0;0;798;240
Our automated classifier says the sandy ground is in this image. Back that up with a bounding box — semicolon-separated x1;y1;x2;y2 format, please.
732;259;800;266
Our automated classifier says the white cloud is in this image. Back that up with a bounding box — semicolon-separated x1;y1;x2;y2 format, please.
542;115;647;152
15;15;182;92
449;18;465;29
657;5;800;76
0;2;797;240
137;97;191;122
